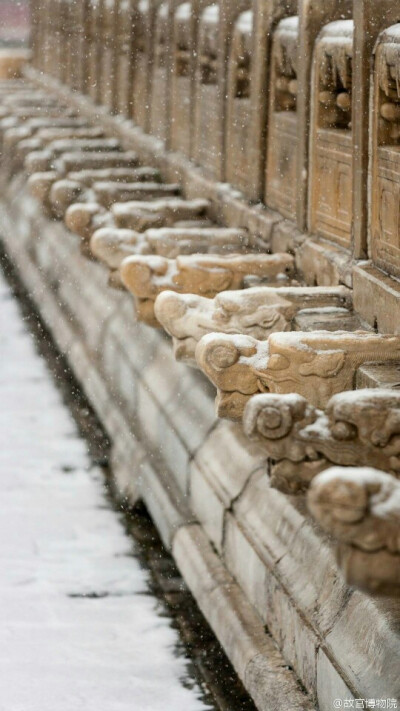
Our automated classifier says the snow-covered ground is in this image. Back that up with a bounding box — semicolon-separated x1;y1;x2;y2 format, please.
0;271;211;711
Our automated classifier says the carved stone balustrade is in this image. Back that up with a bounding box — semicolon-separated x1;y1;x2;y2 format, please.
309;20;354;248
308;466;400;596
111;197;211;230
170;0;209;157
120;252;295;325
155;285;352;366
196;330;400;419
243;389;400;494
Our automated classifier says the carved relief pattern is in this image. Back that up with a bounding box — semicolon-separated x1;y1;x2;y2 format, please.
243;389;400;494
266;16;299;220
311;20;353;247
196;330;400;419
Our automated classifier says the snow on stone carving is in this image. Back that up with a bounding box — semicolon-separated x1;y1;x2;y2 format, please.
120;253;295;325
90;226;252;288
243;389;400;494
155;285;352;367
65;198;211;249
308;466;400;554
196;330;400;419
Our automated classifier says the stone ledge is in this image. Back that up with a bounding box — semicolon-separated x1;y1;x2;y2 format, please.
0;49;30;79
172;524;313;711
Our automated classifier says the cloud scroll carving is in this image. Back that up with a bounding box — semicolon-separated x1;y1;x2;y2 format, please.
196;331;400;419
243;389;400;494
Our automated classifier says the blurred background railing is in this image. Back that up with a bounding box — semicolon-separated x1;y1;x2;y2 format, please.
0;0;30;47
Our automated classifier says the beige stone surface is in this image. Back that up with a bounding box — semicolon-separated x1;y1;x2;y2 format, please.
190;420;267;550
121;252;295;325
244;389;400;494
155;285;352;366
3;181;400;705
173;524;313;711
0;50;31;79
309;20;354;249
309;466;400;556
7;0;400;696
196;330;400;419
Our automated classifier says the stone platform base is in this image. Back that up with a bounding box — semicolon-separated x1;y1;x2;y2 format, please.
2;177;400;710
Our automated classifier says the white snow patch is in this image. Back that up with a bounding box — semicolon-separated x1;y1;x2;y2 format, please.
0;273;211;711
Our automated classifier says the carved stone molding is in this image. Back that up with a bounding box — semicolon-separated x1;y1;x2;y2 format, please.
196;330;400;419
243;389;400;494
120;252;295;325
155;285;352;366
67;167;160;189
91;181;181;210
307;466;400;596
90;227;148;286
